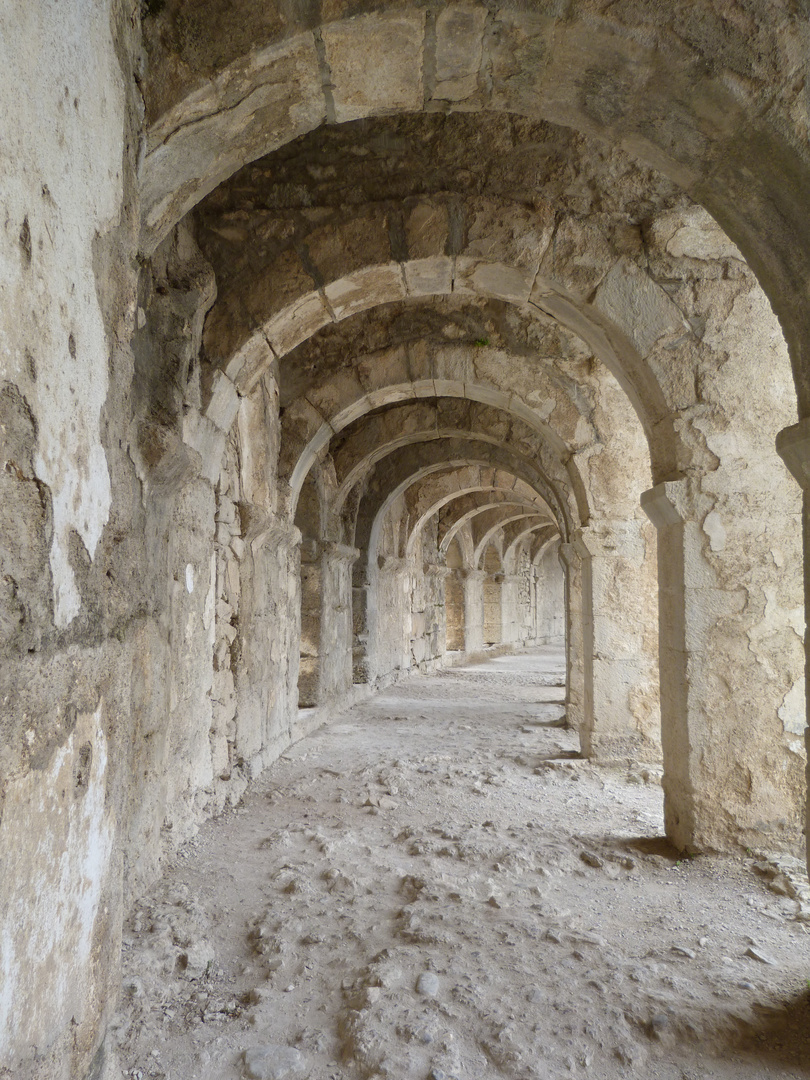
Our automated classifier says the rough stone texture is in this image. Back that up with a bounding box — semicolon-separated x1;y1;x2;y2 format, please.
3;6;810;1079
0;5;141;1077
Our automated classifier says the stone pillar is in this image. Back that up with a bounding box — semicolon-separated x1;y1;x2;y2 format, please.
297;539;321;708
776;420;810;871
499;573;523;645
462;569;486;652
559;542;588;738
574;521;660;762
319;543;360;703
483;573;503;645
352;568;371;685
642;477;802;853
236;518;302;768
445;569;466;651
360;555;411;685
419;563;449;667
528;565;539;643
534;542;565;644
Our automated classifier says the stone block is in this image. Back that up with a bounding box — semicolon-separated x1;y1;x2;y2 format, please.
210;733;229;778
594;259;687;357
243;248;319;325
212;665;235;706
404;255;453;297
489;10;558;115
411;636;427;663
263;290;332;359
306;212;391;282
324;13;425;124
215;496;237;525
463;197;554;272
203;370;241;433
648;205;744;262
538;23;655;138
405;202;450;260
227;333;276;393
434;4;487;101
182;411;226;484
454;257;535;304
324;264;406;321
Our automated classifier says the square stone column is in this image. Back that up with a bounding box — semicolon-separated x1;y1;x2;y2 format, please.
319;543;360;704
643;474;804;853
499;573;524;645
445;568;466;650
776;419;810;872
462;569;486;653
236;519;302;763
559;542;588;738
573;521;660;762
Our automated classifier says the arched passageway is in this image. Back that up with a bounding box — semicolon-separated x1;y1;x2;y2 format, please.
3;5;810;1078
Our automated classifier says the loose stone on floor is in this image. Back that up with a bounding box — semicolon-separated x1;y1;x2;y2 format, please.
112;649;810;1080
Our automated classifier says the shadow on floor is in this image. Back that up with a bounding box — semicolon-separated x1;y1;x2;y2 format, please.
701;990;810;1075
624;835;682;861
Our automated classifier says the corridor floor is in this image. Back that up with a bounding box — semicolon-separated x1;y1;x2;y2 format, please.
113;649;810;1080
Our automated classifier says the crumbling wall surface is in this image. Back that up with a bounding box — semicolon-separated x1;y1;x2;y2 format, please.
0;3;141;1077
638;212;806;851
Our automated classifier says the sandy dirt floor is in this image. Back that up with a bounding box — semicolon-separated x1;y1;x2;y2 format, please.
112;648;810;1080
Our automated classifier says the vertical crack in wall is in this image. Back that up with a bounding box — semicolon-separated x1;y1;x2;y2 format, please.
313;28;337;126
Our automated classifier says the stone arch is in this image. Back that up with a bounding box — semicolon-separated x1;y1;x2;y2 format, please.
504;521;559;574
440;496;551;559
138;5;807;855
141;4;810;420
473;513;549;572
320;402;570;546
406;493;553;562
356;449;564;567
282;376;590;528
206;238;679;480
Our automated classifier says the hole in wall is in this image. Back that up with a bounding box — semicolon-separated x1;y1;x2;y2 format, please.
73;742;93;795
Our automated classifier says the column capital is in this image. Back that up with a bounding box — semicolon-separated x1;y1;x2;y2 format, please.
424;562;450;578
776;419;810;489
640;479;689;530
322;542;361;565
461;568;487;582
246;513;301;553
557;541;578;568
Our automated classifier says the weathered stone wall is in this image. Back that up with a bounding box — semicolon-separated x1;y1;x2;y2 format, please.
0;4;141;1076
3;7;810;1077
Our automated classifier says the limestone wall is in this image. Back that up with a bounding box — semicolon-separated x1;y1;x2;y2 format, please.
2;7;809;1077
0;4;140;1075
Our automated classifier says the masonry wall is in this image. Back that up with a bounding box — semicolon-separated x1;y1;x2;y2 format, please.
0;5;139;1076
1;7;808;1078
